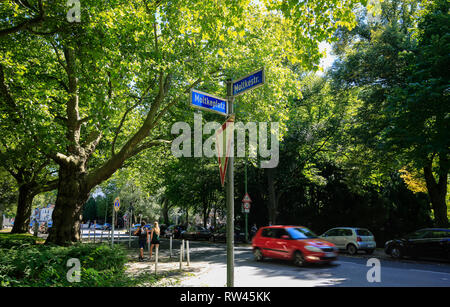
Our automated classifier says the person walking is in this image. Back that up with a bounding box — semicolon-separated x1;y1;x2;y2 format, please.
149;221;161;260
250;223;258;238
134;221;148;261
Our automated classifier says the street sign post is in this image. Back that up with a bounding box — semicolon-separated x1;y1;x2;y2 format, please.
114;197;120;212
225;79;235;287
191;89;228;116
242;193;252;203
189;68;264;288
242;192;252;241
112;197;120;245
232;68;265;97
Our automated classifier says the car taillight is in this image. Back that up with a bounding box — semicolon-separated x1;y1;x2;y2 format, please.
357;236;362;242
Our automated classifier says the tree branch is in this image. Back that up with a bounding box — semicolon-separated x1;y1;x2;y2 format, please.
86;72;171;188
111;78;155;157
0;63;20;122
0;0;44;38
128;139;171;158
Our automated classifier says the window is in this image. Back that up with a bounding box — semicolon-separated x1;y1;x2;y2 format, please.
324;229;339;236
344;229;353;236
407;230;429;240
286;227;318;239
335;229;352;236
261;228;276;238
425;231;450;239
273;228;289;239
356;229;372;236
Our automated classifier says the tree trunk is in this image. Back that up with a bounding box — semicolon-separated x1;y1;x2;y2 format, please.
203;204;208;228
161;198;170;225
423;158;448;228
266;168;278;225
11;184;36;234
46;165;90;245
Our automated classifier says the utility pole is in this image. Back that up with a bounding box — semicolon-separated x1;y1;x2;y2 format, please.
226;79;235;287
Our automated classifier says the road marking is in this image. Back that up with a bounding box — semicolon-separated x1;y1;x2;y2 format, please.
408;269;450;276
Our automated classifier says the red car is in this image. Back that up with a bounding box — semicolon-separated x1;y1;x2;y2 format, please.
252;225;339;266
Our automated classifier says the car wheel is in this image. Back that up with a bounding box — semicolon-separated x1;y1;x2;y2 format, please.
390;247;403;259
346;244;357;255
254;248;264;262
293;251;306;267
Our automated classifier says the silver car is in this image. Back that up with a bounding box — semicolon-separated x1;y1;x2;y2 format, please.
320;227;376;255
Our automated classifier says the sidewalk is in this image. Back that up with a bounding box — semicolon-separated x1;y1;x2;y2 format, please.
124;247;213;286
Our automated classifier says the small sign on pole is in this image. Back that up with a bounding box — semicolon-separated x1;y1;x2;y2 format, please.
242;193;252;203
242;202;251;213
215;115;235;186
114;197;120;212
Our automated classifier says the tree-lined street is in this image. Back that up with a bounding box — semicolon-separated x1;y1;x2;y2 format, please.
0;0;448;288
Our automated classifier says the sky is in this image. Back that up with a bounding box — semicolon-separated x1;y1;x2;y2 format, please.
317;41;337;76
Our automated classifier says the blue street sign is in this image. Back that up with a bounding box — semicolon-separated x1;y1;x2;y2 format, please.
191;89;228;116
114;197;120;212
232;68;265;96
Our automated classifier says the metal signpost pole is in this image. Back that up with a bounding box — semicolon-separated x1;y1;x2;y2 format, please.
226;79;235;287
111;204;115;246
245;159;248;242
128;210;131;248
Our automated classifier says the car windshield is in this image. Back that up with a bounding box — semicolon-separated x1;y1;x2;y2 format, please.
286;227;318;239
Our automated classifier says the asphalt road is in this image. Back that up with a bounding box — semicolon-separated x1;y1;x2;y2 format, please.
157;239;450;287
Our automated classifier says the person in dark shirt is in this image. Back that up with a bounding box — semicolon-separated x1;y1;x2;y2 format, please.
134;221;148;261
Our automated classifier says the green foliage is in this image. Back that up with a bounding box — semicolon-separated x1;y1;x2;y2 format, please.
0;233;45;248
0;168;17;216
0;234;128;287
328;0;449;226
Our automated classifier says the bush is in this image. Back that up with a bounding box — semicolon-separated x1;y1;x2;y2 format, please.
0;234;129;287
0;233;45;249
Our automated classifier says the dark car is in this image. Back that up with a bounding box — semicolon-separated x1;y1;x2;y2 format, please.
165;225;187;239
384;228;450;261
211;226;246;243
181;225;211;241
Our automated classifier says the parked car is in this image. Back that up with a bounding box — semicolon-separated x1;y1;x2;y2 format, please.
102;223;112;230
210;226;246;243
181;225;211;241
165;225;187;239
384;228;450;261
320;227;376;255
94;223;104;230
252;225;338;266
127;223;152;235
